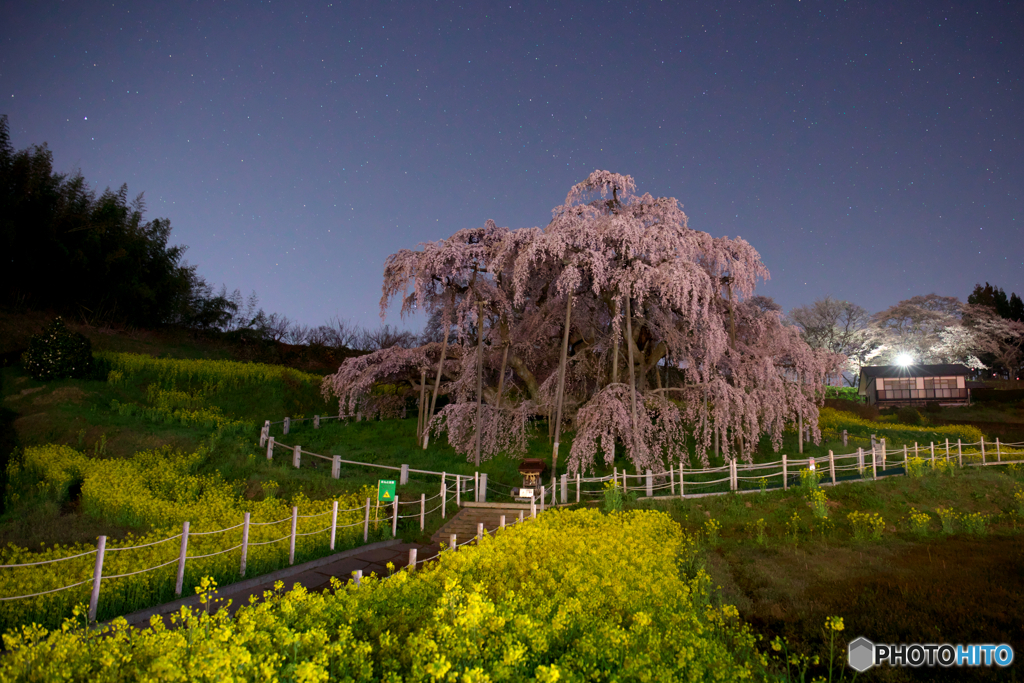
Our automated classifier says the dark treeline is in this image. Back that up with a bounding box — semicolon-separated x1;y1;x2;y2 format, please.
0;116;419;362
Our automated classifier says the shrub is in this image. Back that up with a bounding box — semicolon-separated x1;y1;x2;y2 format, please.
906;507;930;536
848;510;884;541
924;401;942;414
20;317;93;381
896;406;922;425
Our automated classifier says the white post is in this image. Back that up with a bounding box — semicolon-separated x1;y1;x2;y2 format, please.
915;442;920;460
392;497;399;537
175;521;190;597
283;417;290;434
680;466;685;498
872;445;878;479
449;533;457;549
420;493;426;531
293;445;301;468
958;439;963;467
474;472;479;501
480;473;488;503
945;438;950;463
930;442;936;467
981;437;986;464
540;486;546;512
353;569;362;586
904;445;908;474
531;496;537;519
996;438;1001;462
88;535;106;622
881;439;887;470
519;510;524;523
730;460;737;491
363;498;370;543
330;501;338;550
332;455;340;479
783;455;788;490
289;507;298;565
477;522;484;542
500;515;506;528
408;548;417;572
456;476;461;507
266;436;275;460
842;429;848;447
314;414;320;429
260;420;269;447
240;512;250;577
576;473;581;503
829;450;835;485
400;464;409;485
441;483;447;519
561;474;568;504
646;470;653;497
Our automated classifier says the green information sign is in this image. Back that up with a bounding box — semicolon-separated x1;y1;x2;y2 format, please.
378;479;397;503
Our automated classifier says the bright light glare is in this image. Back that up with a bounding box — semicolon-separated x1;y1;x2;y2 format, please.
895;353;914;367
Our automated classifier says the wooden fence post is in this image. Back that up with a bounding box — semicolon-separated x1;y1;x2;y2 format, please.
293;445;301;468
449;533;457;549
283;417;290;435
500;515;506;528
260;420;270;448
330;501;338;551
576;473;581;503
561;474;568;504
670;466;675;495
981;437;986;465
392;497;399;537
829;450;836;485
363;498;370;542
996;438;1001;462
531;496;537;519
857;448;864;476
945;438;950;463
455;476;461;508
331;455;340;479
842;429;848;447
540;486;546;512
314;415;320;429
782;455;788;490
441;483;447;519
680;467;685;497
958;440;963;467
477;522;484;542
88;536;106;622
408;548;417;572
881;439;887;470
289;507;298;565
420;494;425;531
480;473;488;503
175;521;189;597
240;512;250;577
400;464;409;485
871;446;878;479
474;472;479;501
930;442;935;467
353;569;362;586
266;437;275;460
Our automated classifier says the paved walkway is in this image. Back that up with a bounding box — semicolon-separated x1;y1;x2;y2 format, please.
119;538;445;627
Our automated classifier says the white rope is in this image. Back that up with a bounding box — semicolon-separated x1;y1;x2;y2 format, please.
190;522;246;536
104;534;184;552
0;577;94;601
0;548;97;568
103;557;181;580
247;533;292;547
249;515;293;527
185;544;245;561
294;526;332;538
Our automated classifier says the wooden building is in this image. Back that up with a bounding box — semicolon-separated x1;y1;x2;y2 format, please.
858;364;971;407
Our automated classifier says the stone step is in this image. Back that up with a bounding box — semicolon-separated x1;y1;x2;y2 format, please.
431;507;530;544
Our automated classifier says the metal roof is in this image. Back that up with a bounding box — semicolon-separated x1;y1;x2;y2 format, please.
858;364;971;379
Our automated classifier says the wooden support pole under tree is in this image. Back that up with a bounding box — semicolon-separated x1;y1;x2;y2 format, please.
625;291;639;453
425;319;450;449
417;369;427;441
552;292;574;483
474;299;485;467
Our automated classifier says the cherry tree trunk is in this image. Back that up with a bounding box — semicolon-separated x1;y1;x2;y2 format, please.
424;324;450;449
417;369;427;440
552;293;574;482
496;343;509;410
611;300;620;386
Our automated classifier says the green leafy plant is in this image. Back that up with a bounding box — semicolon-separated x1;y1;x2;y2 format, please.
906;507;930;536
848;510;884;541
937;507;958;535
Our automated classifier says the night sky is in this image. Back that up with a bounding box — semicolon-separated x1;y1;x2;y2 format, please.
3;1;1022;331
